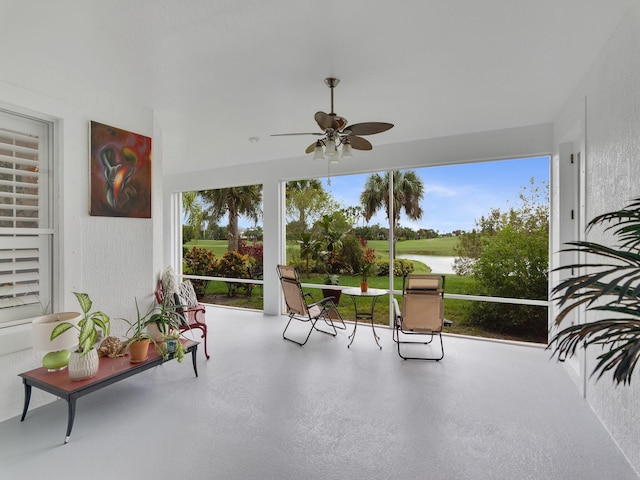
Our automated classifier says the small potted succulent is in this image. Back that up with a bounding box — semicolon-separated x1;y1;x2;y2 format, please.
50;292;110;381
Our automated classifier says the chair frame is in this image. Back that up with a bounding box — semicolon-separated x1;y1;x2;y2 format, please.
155;280;210;359
392;274;445;361
277;265;345;346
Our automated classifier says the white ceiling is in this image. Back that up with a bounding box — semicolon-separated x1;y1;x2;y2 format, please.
0;0;635;173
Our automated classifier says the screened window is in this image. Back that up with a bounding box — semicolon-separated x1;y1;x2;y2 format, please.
0;111;53;325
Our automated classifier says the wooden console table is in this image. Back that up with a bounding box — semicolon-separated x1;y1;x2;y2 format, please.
19;339;199;444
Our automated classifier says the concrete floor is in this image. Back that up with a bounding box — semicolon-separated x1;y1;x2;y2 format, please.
1;306;638;480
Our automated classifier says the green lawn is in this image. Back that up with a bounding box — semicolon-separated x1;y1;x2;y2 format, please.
368;237;459;256
184;239;229;257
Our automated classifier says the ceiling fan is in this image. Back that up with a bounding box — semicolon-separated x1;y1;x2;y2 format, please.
271;78;394;161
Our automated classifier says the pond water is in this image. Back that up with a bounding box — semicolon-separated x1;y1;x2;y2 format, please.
397;254;456;275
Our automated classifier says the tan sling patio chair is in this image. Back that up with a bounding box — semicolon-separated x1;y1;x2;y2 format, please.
392;274;445;360
277;264;345;346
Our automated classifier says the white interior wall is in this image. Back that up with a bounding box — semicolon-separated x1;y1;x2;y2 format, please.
552;1;640;473
0;70;159;422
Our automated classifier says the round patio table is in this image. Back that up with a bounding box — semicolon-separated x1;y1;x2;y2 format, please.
342;287;387;349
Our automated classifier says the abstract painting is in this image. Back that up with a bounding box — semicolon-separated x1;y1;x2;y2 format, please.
90;121;152;218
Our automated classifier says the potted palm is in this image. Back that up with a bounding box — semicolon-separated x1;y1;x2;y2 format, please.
549;196;640;385
50;292;110;381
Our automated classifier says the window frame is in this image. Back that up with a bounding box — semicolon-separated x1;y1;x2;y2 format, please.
0;108;54;329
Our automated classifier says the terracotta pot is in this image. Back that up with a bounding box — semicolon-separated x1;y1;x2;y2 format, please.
360;281;369;292
68;349;99;381
129;339;150;363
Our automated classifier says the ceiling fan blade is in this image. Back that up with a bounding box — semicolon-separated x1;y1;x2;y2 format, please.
305;142;318;154
315;111;333;130
271;132;324;136
348;136;373;151
346;122;394;136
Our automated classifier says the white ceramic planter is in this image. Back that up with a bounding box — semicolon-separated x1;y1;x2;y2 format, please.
31;312;81;352
68;348;99;381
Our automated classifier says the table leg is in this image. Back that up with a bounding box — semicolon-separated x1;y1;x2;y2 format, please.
347;317;359;348
191;345;198;377
20;381;32;421
64;397;77;444
369;296;382;350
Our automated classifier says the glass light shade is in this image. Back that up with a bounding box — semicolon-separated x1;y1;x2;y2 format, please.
313;144;325;160
31;312;81;352
341;142;353;159
325;138;337;156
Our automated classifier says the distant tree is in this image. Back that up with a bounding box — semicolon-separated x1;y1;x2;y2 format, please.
297;232;321;278
200;185;262;252
417;228;439;239
360;170;424;258
182;191;205;243
286;180;337;237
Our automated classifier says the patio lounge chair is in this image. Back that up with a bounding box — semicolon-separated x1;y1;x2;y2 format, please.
277;264;345;346
392;274;445;360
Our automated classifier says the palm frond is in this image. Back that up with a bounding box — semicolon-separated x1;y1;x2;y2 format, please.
550;196;640;385
549;318;640;385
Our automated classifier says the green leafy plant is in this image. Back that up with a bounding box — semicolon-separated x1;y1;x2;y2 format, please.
549;197;640;385
50;292;111;357
184;246;217;296
160;332;186;363
216;250;255;297
118;298;184;357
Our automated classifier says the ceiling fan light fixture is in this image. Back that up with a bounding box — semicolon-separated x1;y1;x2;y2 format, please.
313;142;325;160
329;156;340;165
341;140;353;159
325;137;337;156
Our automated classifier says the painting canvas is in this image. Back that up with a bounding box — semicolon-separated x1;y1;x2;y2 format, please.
90;121;152;218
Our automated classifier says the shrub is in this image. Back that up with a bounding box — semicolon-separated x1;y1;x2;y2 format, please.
183;247;217;296
337;234;364;275
238;239;264;279
216;250;255;297
374;258;415;277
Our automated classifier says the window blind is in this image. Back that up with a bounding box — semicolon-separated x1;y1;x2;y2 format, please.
0;114;52;324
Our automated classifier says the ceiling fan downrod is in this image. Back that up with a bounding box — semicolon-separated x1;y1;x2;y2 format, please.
325;77;339;115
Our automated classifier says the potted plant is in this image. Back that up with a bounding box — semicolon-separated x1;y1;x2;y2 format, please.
120;298;187;363
358;246;377;292
50;292;110;381
322;273;341;305
549;196;640;385
317;215;345;304
160;331;186;363
119;299;166;363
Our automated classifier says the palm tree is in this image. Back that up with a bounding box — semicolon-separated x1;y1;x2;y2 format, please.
360;170;424;258
550;197;640;385
182;191;204;243
200;185;262;252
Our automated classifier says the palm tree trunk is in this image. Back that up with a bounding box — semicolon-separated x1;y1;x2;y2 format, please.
228;211;239;251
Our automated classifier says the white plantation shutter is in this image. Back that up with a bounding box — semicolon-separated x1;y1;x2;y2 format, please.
0;112;53;324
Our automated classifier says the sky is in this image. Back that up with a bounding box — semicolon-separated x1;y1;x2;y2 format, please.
225;156;549;234
318;156;550;233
